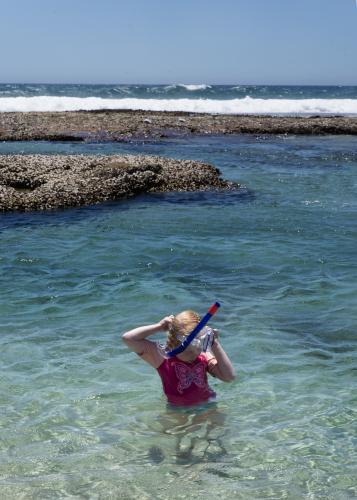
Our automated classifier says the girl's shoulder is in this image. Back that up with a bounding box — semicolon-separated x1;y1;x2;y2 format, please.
137;340;165;369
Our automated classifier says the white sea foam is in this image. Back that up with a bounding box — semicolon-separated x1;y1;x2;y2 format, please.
1;96;357;115
164;84;212;91
177;84;212;91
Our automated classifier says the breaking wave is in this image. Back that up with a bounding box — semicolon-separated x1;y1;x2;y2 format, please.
1;95;357;115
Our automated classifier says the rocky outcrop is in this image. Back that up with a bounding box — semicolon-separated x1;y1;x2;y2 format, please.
0;110;357;142
0;154;237;212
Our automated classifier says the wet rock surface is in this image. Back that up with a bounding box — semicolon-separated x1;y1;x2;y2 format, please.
0;154;237;212
1;110;357;142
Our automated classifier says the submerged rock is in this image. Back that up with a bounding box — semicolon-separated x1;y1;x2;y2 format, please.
0;154;237;212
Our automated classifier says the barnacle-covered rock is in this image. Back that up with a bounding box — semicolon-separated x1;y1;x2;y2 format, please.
0;154;237;212
1;110;356;141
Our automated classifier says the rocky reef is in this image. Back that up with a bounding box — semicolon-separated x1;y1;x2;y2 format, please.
0;154;237;212
1;110;357;142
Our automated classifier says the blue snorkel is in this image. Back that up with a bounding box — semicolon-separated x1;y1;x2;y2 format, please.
166;302;220;358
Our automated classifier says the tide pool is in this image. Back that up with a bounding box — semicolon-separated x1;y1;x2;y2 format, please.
0;135;356;498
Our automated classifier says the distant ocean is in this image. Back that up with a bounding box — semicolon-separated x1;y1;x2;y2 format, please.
1;83;357;114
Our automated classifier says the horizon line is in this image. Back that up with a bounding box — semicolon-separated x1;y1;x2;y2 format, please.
1;81;356;88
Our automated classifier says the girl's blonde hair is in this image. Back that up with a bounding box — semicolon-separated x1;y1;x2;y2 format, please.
166;310;201;350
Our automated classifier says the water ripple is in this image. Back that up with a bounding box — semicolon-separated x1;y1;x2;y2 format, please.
1;134;356;498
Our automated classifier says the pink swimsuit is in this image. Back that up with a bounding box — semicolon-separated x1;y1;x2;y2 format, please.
157;354;216;406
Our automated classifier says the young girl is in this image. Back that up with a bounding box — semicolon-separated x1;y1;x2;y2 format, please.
122;310;235;406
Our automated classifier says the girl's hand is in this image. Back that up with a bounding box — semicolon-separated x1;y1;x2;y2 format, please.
159;315;174;331
212;328;220;345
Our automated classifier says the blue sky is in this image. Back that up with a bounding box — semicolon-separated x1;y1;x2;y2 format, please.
1;0;357;85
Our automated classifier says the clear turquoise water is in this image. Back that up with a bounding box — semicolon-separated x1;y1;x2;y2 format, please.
1;135;356;499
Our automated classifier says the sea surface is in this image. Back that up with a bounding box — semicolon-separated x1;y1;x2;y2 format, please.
1;83;357;114
0;131;356;499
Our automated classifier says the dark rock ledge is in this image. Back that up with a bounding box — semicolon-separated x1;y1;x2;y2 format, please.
0;154;238;212
1;110;357;142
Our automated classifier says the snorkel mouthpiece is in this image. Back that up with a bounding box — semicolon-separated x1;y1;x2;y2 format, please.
166;301;220;358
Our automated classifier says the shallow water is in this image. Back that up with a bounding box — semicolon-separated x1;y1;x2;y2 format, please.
1;135;357;499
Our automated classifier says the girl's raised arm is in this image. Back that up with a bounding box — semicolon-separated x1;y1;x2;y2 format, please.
122;316;173;367
208;336;236;382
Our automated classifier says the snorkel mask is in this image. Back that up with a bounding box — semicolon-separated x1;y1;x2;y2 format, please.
176;326;215;353
166;302;220;358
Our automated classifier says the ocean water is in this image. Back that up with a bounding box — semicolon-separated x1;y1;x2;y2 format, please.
1;83;357;114
0;133;356;499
